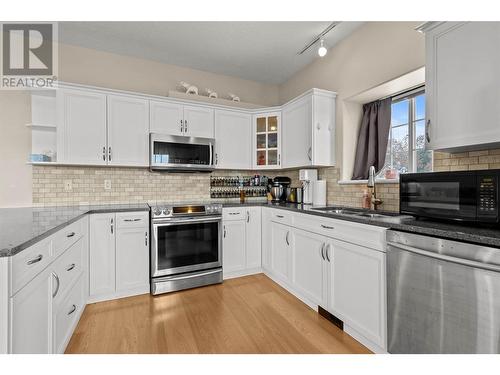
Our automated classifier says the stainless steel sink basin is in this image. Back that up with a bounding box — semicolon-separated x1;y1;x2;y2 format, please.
310;206;412;223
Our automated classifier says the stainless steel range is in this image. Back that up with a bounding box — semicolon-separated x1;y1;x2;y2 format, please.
150;203;223;295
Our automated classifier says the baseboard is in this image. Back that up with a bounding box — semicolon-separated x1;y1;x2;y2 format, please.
87;285;150;304
223;267;262;280
344;324;387;354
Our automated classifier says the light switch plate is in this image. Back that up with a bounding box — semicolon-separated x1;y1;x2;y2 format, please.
64;180;72;192
104;180;112;190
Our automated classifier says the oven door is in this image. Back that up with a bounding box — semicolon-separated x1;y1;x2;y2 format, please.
151;216;222;277
150;133;214;171
400;171;477;221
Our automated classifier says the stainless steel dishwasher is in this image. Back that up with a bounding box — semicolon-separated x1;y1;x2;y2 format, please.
387;230;500;353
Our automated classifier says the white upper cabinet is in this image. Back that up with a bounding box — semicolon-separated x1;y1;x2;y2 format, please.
57;88;107;165
253;112;281;169
215;109;252;169
423;22;500;151
282;89;336;168
183;105;215;138
107;95;149;166
150;100;184;136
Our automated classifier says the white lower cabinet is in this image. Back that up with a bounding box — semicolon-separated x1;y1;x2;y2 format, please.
89;211;149;302
291;228;329;308
9;267;52;354
329;239;386;351
222;207;262;278
270;222;291;283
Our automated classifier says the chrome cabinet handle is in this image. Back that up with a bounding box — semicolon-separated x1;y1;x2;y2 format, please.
111;218;114;234
180;119;184;133
425;119;431;143
320;243;326;260
68;304;77;315
26;254;43;265
102;146;106;161
66;263;76;272
185;120;188;133
325;244;331;262
229;212;240;216
52;272;60;298
215;153;218;165
285;231;290;246
321;224;334;230
223;225;226;238
307;147;312;161
278;153;281;165
145;231;148;246
246;211;250;223
124;218;141;222
66;231;75;238
276;215;284;219
108;146;112;161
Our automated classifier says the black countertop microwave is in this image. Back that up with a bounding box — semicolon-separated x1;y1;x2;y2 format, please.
400;169;500;224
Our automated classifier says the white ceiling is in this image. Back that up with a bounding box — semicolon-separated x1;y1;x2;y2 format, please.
58;22;364;84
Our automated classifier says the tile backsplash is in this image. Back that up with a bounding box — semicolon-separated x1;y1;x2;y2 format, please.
32;148;500;209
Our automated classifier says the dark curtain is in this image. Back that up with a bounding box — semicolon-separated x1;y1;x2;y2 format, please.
352;98;392;180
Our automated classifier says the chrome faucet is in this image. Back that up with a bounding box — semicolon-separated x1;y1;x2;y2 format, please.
367;166;383;210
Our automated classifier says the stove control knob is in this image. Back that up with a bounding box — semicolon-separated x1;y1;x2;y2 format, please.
163;208;172;216
152;207;162;217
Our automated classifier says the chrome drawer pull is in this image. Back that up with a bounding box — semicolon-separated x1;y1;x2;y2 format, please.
68;304;77;315
229;212;240;215
276;215;284;218
321;224;334;230
66;263;76;272
66;232;76;238
124;218;141;222
26;254;43;265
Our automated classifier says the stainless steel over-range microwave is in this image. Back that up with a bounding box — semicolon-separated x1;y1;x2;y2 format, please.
149;133;215;172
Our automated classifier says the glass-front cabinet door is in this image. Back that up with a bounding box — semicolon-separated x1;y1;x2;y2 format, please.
253;112;281;169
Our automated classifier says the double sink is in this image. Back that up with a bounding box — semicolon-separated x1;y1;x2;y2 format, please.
310;206;412;224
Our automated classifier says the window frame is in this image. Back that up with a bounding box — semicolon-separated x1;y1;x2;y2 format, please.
385;87;430;176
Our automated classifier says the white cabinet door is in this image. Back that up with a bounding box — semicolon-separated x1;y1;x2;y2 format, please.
253;112;281;169
282;95;312;168
183;105;215;138
245;207;262;269
329;239;386;349
89;213;116;297
215;110;252;169
270;222;291;283
223;220;246;275
10;268;52;353
426;22;500;151
150;100;184;135
312;93;335;166
116;225;149;292
291;228;328;308
107;95;149;166
58;89;107;165
261;208;273;271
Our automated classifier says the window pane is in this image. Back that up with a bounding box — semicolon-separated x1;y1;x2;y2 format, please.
256;134;266;149
391;99;409;126
415;94;425;121
257;117;266;133
414;120;426;150
268;150;278;165
268;116;278;132
257;150;266;165
416;149;433;173
391;125;409;174
268;133;277;148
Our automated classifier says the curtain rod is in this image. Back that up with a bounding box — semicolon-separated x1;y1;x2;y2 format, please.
378;84;425;102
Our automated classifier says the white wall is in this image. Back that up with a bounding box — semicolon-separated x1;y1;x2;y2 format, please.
279;22;425;180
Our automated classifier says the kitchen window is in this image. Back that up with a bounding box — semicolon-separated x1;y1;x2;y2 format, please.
380;89;432;179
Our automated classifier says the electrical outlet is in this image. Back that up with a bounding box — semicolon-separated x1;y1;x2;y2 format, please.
64;180;72;192
104;180;112;190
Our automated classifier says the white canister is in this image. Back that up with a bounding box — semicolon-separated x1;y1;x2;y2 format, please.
312;180;327;206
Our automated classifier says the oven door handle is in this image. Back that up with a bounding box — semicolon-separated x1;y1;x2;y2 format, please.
153;216;222;226
159;269;222;282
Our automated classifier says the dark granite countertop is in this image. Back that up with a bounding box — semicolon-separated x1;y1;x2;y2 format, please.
0;203;150;257
3;200;500;258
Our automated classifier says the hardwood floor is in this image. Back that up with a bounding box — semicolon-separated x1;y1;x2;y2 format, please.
65;274;371;354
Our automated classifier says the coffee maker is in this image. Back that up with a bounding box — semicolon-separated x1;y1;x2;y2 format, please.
299;169;317;205
268;176;291;202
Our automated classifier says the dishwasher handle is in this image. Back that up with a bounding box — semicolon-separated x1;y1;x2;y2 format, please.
387;241;500;273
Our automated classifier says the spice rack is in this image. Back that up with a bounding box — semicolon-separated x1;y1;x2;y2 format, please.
210;176;268;199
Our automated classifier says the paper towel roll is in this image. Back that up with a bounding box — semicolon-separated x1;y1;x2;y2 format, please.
312;180;327;206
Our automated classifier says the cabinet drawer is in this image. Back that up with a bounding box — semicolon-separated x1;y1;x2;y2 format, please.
269;209;294;225
294;213;338;238
53;274;85;354
223;207;246;221
53;219;84;258
53;238;84;302
10;238;52;296
116;211;149;229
